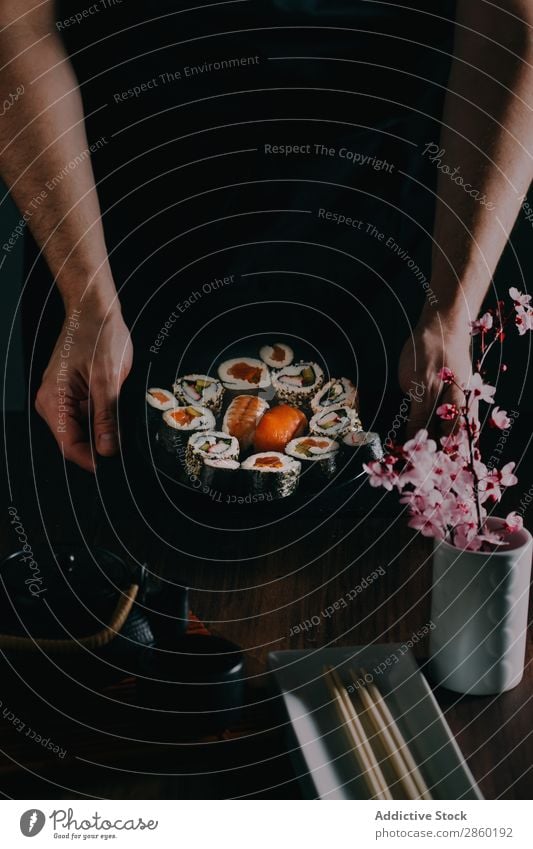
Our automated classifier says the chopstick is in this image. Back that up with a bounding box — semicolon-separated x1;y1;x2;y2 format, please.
354;669;433;800
323;665;393;800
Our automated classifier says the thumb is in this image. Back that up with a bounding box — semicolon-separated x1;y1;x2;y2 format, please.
91;384;119;456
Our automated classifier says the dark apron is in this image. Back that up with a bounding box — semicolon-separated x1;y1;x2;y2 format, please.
22;0;456;424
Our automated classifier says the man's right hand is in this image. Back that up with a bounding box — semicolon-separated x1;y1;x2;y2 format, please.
35;304;133;473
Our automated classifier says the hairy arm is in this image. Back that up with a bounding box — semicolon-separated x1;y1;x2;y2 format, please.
400;0;533;434
0;0;131;470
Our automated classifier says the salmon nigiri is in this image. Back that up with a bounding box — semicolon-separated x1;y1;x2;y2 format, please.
222;395;269;451
253;404;307;453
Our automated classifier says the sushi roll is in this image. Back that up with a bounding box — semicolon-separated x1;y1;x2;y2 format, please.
271;362;324;410
285;435;340;482
160;405;216;453
217;357;271;392
241;452;301;498
146;388;176;427
173;374;224;414
253;404;307;453
311;377;359;415
259;342;294;369
309;405;361;440
186;431;240;477
223;395;269;452
342;430;384;467
198;457;241;493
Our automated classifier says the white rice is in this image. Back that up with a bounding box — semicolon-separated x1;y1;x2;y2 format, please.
162;405;216;432
311;377;358;413
259;343;294;369
310;405;360;438
217;358;271;390
146;388;176;411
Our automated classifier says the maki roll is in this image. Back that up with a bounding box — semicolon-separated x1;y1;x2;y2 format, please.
259;342;294;369
241;452;301;498
342;430;384;467
309;405;361;440
285;436;339;482
311;377;358;414
145;388;176;427
271;362;324;409
160;405;216;453
223;395;269;451
253;404;307;453
186;431;240;477
218;358;271;392
173;374;224;414
198;457;241;493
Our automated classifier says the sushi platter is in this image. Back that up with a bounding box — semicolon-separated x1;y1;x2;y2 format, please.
144;342;384;504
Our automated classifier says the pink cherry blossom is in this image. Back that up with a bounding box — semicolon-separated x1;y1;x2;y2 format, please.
509;286;531;306
453;523;483;551
466;373;496;404
403;429;437;459
471;312;493;335
437;367;455;383
499;462;518;487
407;512;446;539
364;290;528;550
490;407;511;429
504;512;523;533
436;403;459;421
363;460;397;491
514;305;533;336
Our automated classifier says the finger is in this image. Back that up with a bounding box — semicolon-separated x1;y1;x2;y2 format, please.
91;381;119;457
35;389;95;473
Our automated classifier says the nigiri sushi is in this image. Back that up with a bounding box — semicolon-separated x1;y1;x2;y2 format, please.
253;404;307;453
222;395;269;451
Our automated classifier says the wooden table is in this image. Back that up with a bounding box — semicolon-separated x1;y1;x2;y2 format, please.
0;413;531;800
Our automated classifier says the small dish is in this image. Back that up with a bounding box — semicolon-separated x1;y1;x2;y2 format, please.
268;645;483;800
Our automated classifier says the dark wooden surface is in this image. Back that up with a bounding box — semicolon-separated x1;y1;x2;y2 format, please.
0;412;531;800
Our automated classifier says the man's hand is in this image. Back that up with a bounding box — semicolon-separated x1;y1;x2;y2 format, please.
35;305;133;473
398;314;472;439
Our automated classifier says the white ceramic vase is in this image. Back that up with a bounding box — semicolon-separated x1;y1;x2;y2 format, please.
429;518;532;695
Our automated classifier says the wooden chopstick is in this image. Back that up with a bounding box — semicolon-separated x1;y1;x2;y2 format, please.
323;666;393;800
356;669;433;800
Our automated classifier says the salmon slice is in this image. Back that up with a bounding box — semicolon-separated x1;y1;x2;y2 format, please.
223;395;268;450
254;405;308;453
150;390;170;404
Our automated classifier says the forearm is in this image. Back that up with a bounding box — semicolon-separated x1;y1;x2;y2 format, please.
422;0;533;328
0;1;117;315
